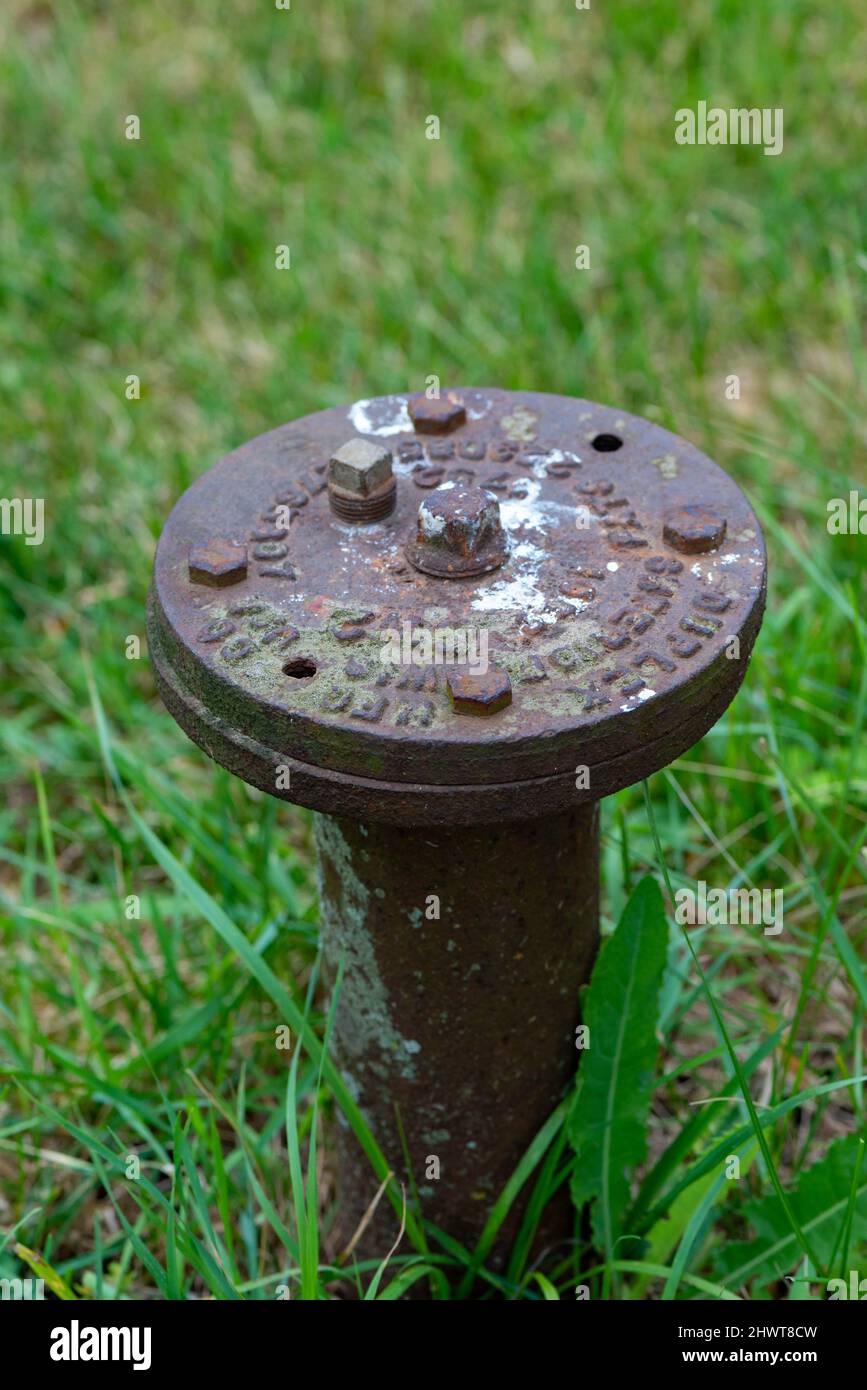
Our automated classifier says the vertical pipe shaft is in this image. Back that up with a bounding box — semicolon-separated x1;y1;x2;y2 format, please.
313;804;600;1272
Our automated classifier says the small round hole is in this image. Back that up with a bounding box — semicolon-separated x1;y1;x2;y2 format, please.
591;433;623;452
283;657;317;678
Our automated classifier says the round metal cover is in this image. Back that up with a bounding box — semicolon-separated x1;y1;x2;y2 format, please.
147;389;766;824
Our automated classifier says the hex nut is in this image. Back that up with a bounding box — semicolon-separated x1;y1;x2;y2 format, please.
447;666;513;716
188;539;248;587
663;504;727;554
408;393;467;435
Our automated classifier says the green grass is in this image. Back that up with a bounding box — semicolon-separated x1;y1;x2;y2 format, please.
1;0;865;1299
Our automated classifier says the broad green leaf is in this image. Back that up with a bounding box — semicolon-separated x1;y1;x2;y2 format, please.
716;1133;867;1289
568;875;668;1255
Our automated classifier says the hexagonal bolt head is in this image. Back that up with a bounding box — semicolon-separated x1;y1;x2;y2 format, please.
188;539;248;587
447;665;512;716
406;483;510;578
328;438;396;522
408;392;467;435
663;503;727;554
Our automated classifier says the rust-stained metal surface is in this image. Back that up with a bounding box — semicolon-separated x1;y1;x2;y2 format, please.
148;388;767;825
315;805;599;1266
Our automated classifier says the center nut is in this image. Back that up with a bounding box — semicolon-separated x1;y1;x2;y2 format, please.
405;482;510;578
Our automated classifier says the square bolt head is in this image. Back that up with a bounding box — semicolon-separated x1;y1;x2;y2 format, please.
408;393;467;435
188;539;248;586
329;438;393;497
447;666;512;716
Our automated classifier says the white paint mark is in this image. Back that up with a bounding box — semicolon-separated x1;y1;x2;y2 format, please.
464;394;492;420
498;479;583;535
419;500;447;537
348;396;411;436
520;447;582;479
471;539;559;623
620;687;656;712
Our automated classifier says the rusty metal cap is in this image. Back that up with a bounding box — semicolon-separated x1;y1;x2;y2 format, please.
406;483;510;578
147;389;766;825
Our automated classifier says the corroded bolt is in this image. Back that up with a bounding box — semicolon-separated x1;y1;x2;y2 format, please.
408;392;467;435
663;503;727;554
447;665;512;716
328;438;396;523
188;539;248;587
405;482;510;578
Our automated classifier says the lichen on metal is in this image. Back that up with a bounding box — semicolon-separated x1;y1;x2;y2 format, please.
314;814;419;1083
